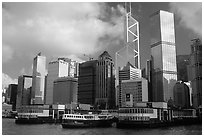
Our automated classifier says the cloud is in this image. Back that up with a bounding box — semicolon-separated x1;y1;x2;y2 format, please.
2;73;18;89
169;2;202;37
2;44;14;63
2;3;125;61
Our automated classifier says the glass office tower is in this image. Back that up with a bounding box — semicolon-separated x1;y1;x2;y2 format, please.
31;53;46;104
150;10;177;102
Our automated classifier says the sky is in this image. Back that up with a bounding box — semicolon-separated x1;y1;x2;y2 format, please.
2;2;202;88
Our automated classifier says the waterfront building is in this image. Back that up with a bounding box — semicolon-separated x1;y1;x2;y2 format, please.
31;53;46;105
46;59;70;105
78;60;98;105
187;38;202;108
150;10;177;102
16;75;32;111
173;81;190;108
53;77;78;104
7;84;18;110
96;51;115;109
118;62;141;107
121;78;148;107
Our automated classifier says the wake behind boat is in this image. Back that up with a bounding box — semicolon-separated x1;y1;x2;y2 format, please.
61;113;114;128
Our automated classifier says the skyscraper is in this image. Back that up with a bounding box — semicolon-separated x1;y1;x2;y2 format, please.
46;59;70;104
188;38;202;108
96;51;115;109
150;10;177;102
78;60;98;105
31;53;46;105
16;75;32;111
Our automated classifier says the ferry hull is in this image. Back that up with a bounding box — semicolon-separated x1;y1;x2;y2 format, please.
15;118;44;124
62;119;113;128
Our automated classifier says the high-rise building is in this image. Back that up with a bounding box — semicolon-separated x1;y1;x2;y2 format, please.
46;59;70;105
7;84;18;110
150;10;177;102
117;62;141;107
31;53;46;105
121;78;148;107
16;75;32;111
96;51;115;109
78;60;98;106
188;38;202;108
53;77;78;104
173;81;190;108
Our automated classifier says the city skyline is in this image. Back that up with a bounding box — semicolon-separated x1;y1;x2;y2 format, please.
2;2;202;88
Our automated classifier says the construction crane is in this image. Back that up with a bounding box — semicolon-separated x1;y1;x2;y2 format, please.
83;54;93;61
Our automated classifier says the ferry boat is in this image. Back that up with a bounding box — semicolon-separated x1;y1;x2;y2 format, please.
61;113;114;128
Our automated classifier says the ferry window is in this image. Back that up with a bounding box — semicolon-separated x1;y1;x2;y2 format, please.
138;109;140;113
135;109;137;113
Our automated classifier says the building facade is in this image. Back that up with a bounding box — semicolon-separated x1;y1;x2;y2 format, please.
53;77;78;104
16;75;32;111
188;38;202;108
96;51;115;109
173;81;190;108
31;53;46;105
121;78;148;107
150;10;177;102
78;60;98;105
118;62;141;107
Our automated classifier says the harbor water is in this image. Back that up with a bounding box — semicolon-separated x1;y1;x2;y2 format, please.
2;118;202;135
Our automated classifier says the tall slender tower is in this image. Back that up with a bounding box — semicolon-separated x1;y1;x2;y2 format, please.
115;2;140;107
31;53;46;105
116;2;140;71
150;10;177;102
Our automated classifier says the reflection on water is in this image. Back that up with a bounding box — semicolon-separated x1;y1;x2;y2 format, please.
2;118;202;135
